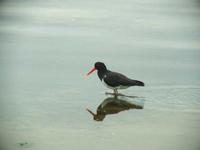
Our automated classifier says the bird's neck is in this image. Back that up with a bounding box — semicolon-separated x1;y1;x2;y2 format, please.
97;70;108;81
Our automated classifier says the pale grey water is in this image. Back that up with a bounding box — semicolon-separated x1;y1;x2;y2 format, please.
0;0;200;150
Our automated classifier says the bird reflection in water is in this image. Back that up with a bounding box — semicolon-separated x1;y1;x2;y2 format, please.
86;96;144;121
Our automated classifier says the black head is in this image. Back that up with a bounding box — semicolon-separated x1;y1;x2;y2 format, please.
94;62;107;71
86;62;107;77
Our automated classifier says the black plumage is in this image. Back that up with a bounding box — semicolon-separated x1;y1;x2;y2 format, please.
103;71;144;87
87;62;144;94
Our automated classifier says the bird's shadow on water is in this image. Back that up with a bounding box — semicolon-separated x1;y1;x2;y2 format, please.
86;94;145;121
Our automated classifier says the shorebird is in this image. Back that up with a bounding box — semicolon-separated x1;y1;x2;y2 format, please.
86;62;144;95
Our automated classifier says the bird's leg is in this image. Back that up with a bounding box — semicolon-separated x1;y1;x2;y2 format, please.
105;89;119;97
114;89;118;95
113;90;126;97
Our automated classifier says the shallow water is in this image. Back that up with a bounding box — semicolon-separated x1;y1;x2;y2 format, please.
0;0;200;150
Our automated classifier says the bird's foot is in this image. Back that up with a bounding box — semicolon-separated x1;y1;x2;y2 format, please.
105;92;115;96
105;92;118;96
105;92;144;98
105;92;125;97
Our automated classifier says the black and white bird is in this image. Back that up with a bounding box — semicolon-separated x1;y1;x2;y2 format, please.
86;62;144;95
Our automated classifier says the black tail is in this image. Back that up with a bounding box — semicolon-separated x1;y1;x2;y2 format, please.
132;80;145;86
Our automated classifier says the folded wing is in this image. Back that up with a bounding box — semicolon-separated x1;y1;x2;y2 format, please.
104;71;144;87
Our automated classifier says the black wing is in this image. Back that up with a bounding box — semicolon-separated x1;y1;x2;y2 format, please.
104;71;144;87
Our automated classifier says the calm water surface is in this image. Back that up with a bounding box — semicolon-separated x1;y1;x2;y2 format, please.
0;0;200;150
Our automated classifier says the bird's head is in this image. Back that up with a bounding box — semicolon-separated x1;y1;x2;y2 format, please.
94;62;107;71
85;62;107;76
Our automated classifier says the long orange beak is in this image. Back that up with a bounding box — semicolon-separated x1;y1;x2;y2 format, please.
86;67;96;76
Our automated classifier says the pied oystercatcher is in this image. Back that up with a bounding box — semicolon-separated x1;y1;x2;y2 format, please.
86;62;144;95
